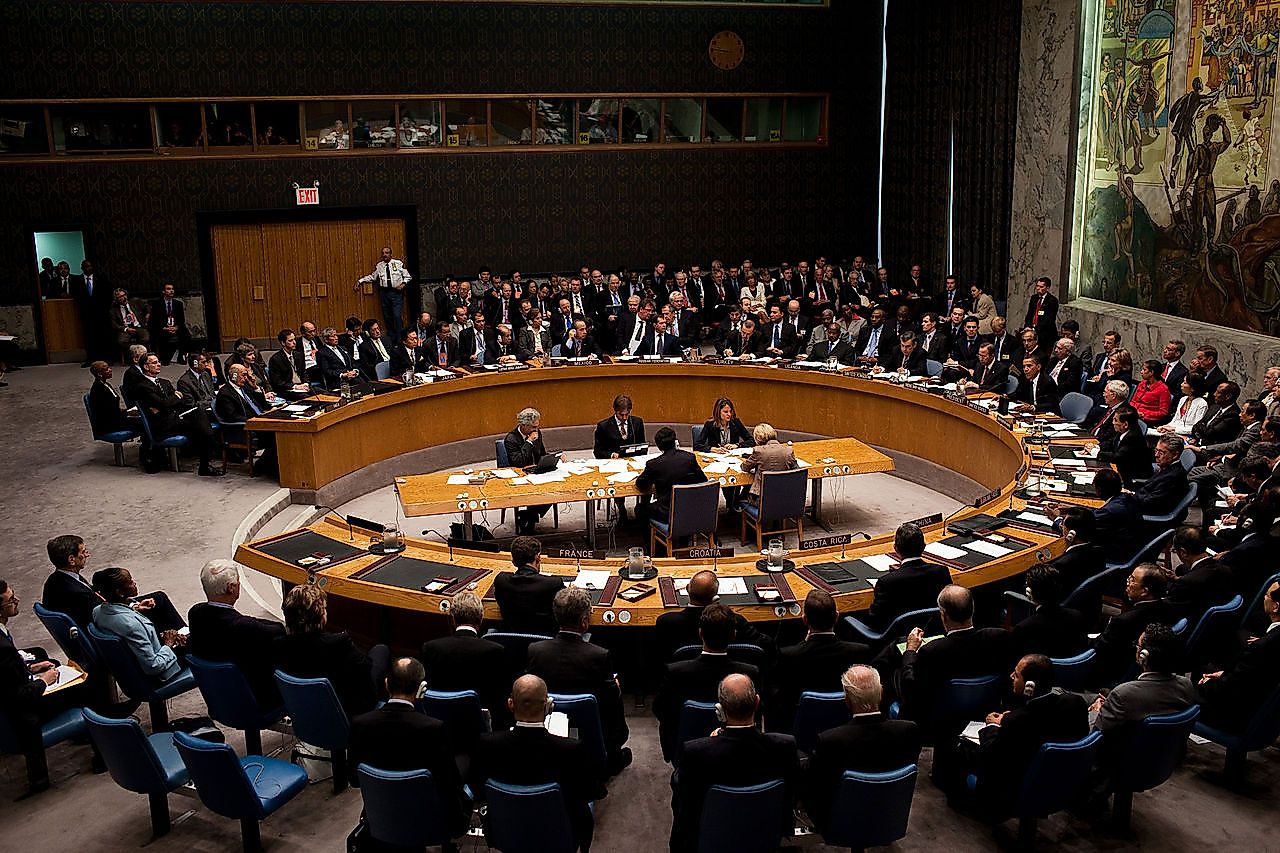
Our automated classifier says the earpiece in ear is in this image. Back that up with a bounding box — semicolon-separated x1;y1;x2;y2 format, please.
416;681;428;700
714;703;726;723
1065;530;1076;543
1137;647;1150;666
1023;679;1036;698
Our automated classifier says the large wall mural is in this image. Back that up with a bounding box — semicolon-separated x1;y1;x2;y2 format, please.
1073;0;1280;334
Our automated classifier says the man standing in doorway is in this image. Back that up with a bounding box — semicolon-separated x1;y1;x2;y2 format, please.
356;246;411;341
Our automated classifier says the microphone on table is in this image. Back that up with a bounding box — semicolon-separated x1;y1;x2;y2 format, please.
844;531;872;560
313;505;354;541
421;529;454;562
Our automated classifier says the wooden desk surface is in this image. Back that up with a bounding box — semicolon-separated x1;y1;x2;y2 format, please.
396;437;893;517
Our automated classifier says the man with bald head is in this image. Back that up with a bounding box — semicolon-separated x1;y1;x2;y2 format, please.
653;569;774;661
469;674;605;851
671;674;798;852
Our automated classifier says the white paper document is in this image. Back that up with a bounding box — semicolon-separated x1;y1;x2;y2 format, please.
924;542;967;560
446;474;470;485
546;711;570;738
703;460;741;474
595;460;631;474
862;553;899;572
526;470;570;485
573;570;612;590
1072;472;1096;485
1016;511;1055;526
717;577;748;595
489;468;521;478
283;404;310;412
961;721;986;744
607;471;640;484
1052;458;1086;468
965;540;1013;557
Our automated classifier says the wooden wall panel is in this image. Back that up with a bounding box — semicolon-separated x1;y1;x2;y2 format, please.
210;224;268;348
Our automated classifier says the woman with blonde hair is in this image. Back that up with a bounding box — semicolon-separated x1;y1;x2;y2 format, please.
741;422;798;504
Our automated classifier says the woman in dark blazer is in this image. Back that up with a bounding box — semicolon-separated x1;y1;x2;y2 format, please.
695;397;755;510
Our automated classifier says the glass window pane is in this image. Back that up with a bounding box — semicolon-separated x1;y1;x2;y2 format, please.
154;104;201;150
445;99;487;147
253;102;300;147
351;101;396;149
704;98;743;143
491;99;533;145
744;98;782;143
397;101;441;148
577;99;619;144
784;97;824;142
304;101;349;150
661;98;703;144
534;99;574;144
620;99;659;143
52;104;151;153
0;105;49;155
203;102;252;147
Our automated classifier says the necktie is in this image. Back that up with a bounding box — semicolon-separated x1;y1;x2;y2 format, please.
1163;362;1172;380
619;418;628;439
384;261;392;286
773;326;781;348
438;341;447;367
865;328;879;357
993;338;1002;360
827;341;835;357
86;276;93;296
166;300;173;321
476;336;486;361
672;315;679;337
240;387;262;415
816;281;826;301
375;339;388;360
61;276;69;295
574;295;583;314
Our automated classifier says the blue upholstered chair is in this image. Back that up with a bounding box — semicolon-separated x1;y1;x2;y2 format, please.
483;780;577;853
1107;705;1201;829
83;392;141;466
83;709;194;838
793;691;852;754
186;656;285;756
741;468;808;550
650;479;721;556
357;764;464;848
818;765;917;850
696;778;791;853
273;670;351;794
85;623;196;732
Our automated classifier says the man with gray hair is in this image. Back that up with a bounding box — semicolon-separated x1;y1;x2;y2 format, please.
1133;433;1190;515
421;590;511;728
803;665;922;831
671;673;798;853
1047;337;1083;396
316;325;362;389
1084;378;1133;439
187;558;284;707
504;407;556;532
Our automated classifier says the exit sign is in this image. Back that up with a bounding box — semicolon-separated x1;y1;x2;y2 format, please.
295;186;319;205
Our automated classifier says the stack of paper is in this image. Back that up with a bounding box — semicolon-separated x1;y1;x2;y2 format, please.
526;470;570;485
863;553;899;572
966;540;1012;557
489;468;521;478
573;570;612;590
607;471;639;484
595;460;630;474
924;542;967;560
446;474;471;485
1016;510;1055;526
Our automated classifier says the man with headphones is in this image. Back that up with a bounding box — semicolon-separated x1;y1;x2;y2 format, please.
1090;562;1178;685
1197;579;1280;734
1010;565;1089;660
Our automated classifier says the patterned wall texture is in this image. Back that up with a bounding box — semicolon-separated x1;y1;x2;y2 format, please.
0;2;879;338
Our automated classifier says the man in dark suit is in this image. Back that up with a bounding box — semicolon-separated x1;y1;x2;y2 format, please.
935;276;969;317
1190;399;1264;512
760;304;800;359
347;656;471;835
1197;579;1280;732
671;673;798;853
1043;508;1107;613
186;559;285;708
133;353;222;476
1011;565;1089;659
421;591;511;729
424;321;460;369
853;308;897;365
469;675;605;852
1194;345;1229;391
806;322;856;364
72;260;113;364
722;316;762;359
1085;470;1145;557
616;299;655;356
949;317;985;371
962;343;1011;392
1096;408;1152;487
458;310;497;366
1215;509;1280;600
527;587;631;775
1158;340;1189;404
965;654;1089;817
41;535;104;630
1135;434;1191;516
917;312;950;362
1046;338;1084;398
388;328;428;377
771;591;869;733
1191;381;1243;448
147;282;191;365
652;570;775;663
864;523;951;632
636;315;683;357
653;604;761;761
1022;276;1059;347
214;364;277;475
267;329;312;396
1169;526;1236;624
666;291;699;350
316;326;364;389
636;427;707;522
355;319;392;379
878;331;929;375
594;395;645;522
562;319;602;359
492;536;564;636
1012;356;1061;415
1091;563;1179;684
504;408;557;532
86;362;136;434
803;665;921;832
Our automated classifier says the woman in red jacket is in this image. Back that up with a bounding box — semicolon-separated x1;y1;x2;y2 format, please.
1130;359;1172;425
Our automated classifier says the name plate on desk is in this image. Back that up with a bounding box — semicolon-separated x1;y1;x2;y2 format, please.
906;512;943;528
674;546;735;560
800;533;853;550
554;547;607;560
973;487;1002;507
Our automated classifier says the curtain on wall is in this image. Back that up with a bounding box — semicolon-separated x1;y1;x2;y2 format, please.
881;0;1023;298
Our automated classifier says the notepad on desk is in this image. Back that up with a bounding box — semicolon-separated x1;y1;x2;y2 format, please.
895;634;943;655
1016;511;1056;527
607;471;639;484
446;474;471;485
965;539;1013;557
489;468;521;478
45;664;88;694
573;570;612;591
924;542;967;560
282;404;311;412
862;553;899;572
961;720;987;744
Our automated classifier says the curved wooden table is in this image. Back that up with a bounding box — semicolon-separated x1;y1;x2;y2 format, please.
237;365;1095;644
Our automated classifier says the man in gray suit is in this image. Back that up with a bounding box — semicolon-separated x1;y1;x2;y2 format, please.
1091;622;1198;735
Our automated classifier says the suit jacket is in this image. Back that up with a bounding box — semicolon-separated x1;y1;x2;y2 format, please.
1093;495;1144;555
1134;462;1190;516
1202;419;1260;460
969;359;1010;392
803;714;921;830
975;691;1089;813
1023;292;1059;342
1012;605;1089;659
265;349;305;394
1097;428;1153;486
187;602;285;707
41;571;102;630
423;334;460;369
0;627;50;717
1013;372;1061;414
771;634;870;731
87;379;131;434
898;627;1010;722
130;375;190;437
515;325;553;361
503;427;545;469
1169;557;1235;624
761;321;800;359
865;558;951;631
951;335;985;368
636;331;683;357
741;441;797;498
1095;672;1199;737
388;343;427;377
468;726;604;849
668;309;698;347
695;419;753;453
673;728;798;853
213;383;265;433
1047;544;1107;605
421;628;511;727
653;654;761;760
347;702;470;831
1091;598;1179;683
526;632;629;754
917;330;950;363
807;337;857;364
1193;403;1242;447
853;324;897;361
561;334;601;358
92;602;182;682
652;606;775;662
935;288;969;317
880;346;929;375
614;314;649;355
272;630;378;718
722;329;762;358
1199;624;1280;732
593;415;646;459
458;327;497;365
492;566;565;635
1216;532;1280;599
316;344;361;389
636;448;708;518
1201;365;1228;390
356;336;392;379
1048;355;1084;397
147;296;187;338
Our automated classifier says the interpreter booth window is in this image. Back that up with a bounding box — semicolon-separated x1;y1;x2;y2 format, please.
202;103;253;148
51;104;151;153
305;101;351;151
0;105;49;155
445;99;488;147
352;101;397;149
620;99;660;143
153;104;202;152
491;99;534;145
533;99;575;144
578;99;620;144
661;98;704;143
744;98;783;143
704;97;744;143
397;101;442;148
784;97;825;141
252;102;301;148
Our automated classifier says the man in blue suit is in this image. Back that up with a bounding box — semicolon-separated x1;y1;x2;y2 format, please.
1135;434;1190;516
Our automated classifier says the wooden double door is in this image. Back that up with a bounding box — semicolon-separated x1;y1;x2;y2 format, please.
210;218;407;350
